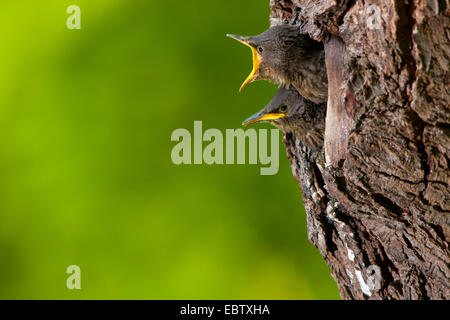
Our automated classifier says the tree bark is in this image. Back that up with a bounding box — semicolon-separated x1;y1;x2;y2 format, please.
270;0;450;299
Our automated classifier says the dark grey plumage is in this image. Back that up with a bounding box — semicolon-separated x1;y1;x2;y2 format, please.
228;25;328;104
243;85;326;152
243;85;328;206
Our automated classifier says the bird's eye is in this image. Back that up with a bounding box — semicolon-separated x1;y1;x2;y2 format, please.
258;46;264;53
279;105;288;113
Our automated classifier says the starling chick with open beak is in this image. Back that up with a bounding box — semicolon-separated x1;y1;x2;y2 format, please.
227;25;328;104
243;85;326;152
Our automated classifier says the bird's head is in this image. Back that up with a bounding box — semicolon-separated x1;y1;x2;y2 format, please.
227;25;319;91
243;85;327;151
242;85;303;129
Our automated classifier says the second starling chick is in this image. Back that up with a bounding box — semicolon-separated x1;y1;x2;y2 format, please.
243;85;326;152
227;25;328;104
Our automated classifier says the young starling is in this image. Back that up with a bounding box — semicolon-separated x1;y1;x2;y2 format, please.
243;85;328;207
227;25;328;104
243;85;326;152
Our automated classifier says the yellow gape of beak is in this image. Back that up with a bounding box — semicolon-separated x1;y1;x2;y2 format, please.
226;34;261;92
242;112;286;126
239;45;260;91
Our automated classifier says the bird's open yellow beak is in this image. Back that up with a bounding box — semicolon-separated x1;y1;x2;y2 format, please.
226;34;261;91
242;111;286;126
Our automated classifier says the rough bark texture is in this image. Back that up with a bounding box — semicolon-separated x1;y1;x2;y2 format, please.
270;0;450;299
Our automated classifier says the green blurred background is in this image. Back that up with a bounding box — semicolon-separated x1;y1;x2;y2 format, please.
0;0;339;299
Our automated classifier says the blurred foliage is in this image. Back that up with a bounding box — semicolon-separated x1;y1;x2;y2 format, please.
0;0;339;299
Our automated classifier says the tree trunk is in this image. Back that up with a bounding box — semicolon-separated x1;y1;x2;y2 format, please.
270;0;449;299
